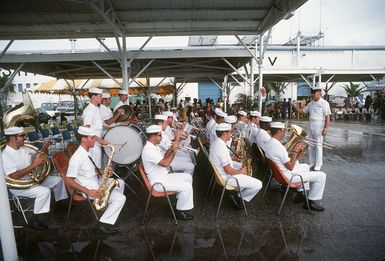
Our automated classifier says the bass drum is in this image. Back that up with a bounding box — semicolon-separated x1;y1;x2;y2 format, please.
103;125;146;165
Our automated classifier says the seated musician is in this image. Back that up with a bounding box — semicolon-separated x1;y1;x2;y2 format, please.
2;127;68;230
264;122;326;211
141;125;194;221
255;116;272;152
154;114;195;175
66;126;126;235
205;110;216;140
246;111;261;143
235;110;248;137
208;108;227;144
209;123;262;209
224;115;238;149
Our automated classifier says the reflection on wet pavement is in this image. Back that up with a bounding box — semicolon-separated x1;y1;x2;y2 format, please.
6;121;385;260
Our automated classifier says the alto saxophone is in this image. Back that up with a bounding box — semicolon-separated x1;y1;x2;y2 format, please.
236;133;253;177
94;144;120;211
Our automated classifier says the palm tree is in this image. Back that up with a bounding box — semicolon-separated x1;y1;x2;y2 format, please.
342;82;366;97
264;81;290;102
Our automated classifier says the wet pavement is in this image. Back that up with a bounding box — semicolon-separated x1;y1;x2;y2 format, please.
7;120;385;260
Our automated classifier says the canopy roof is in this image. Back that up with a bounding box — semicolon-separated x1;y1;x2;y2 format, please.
29;78;175;96
0;0;306;40
0;47;252;82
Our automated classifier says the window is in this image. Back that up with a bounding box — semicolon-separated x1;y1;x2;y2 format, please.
26;83;31;88
17;83;23;92
34;83;38;86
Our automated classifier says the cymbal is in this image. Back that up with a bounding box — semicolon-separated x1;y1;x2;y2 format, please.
116;105;132;122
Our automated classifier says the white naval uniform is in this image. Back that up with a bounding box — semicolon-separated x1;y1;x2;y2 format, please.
236;121;248;138
82;103;104;168
264;138;326;200
205;118;215;140
158;131;195;175
100;104;114;130
141;141;194;211
209;122;218;143
247;123;259;144
2;145;68;214
113;100;126;113
66;146;126;225
255;129;271;152
209;138;262;202
303;97;331;168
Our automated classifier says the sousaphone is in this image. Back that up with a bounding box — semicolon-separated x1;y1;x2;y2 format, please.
1;95;51;189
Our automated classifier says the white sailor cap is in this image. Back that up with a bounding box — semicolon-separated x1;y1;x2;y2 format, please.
170;107;177;111
78;126;97;136
119;90;128;95
4;126;24;136
214;108;227;118
216;123;231;131
237;110;247;116
250;111;261;117
154;114;167;121
224;115;237;124
270;122;286;129
260;116;272;122
146;125;162;134
88;87;103;94
162;111;173;117
102;93;111;99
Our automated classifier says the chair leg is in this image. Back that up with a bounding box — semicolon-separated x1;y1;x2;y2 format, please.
230;177;248;217
65;191;75;230
262;170;273;197
277;183;291;215
164;193;178;225
206;173;215;196
209;182;217;200
141;192;152;225
85;195;99;221
15;197;28;225
215;187;227;220
299;177;311;214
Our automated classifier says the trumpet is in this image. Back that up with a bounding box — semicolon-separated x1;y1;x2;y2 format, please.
171;127;197;140
178;145;199;155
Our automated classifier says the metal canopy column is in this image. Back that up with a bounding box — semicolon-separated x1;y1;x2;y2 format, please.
0;155;18;261
223;75;228;112
0;40;14;61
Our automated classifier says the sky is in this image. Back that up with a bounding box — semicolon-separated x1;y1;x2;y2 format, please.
1;0;385;51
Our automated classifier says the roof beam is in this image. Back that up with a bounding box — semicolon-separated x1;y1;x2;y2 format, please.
84;0;124;36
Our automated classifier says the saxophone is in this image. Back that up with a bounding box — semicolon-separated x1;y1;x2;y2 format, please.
236;133;253;177
94;144;120;211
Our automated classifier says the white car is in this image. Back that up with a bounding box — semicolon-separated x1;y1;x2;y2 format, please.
41;102;60;118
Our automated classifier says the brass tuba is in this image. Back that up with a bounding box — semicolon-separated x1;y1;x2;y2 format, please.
1;95;51;189
284;124;308;155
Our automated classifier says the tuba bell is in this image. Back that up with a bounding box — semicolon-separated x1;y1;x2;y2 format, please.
1;94;51;189
284;124;308;155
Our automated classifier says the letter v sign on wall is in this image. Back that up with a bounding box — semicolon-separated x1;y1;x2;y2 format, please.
268;57;277;66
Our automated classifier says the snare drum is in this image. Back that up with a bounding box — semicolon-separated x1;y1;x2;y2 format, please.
103;125;146;164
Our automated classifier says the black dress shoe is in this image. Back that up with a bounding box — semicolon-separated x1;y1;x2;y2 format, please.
94;222;117;235
29;219;48;230
229;194;244;210
175;210;193;221
294;193;306;203
303;200;325;212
